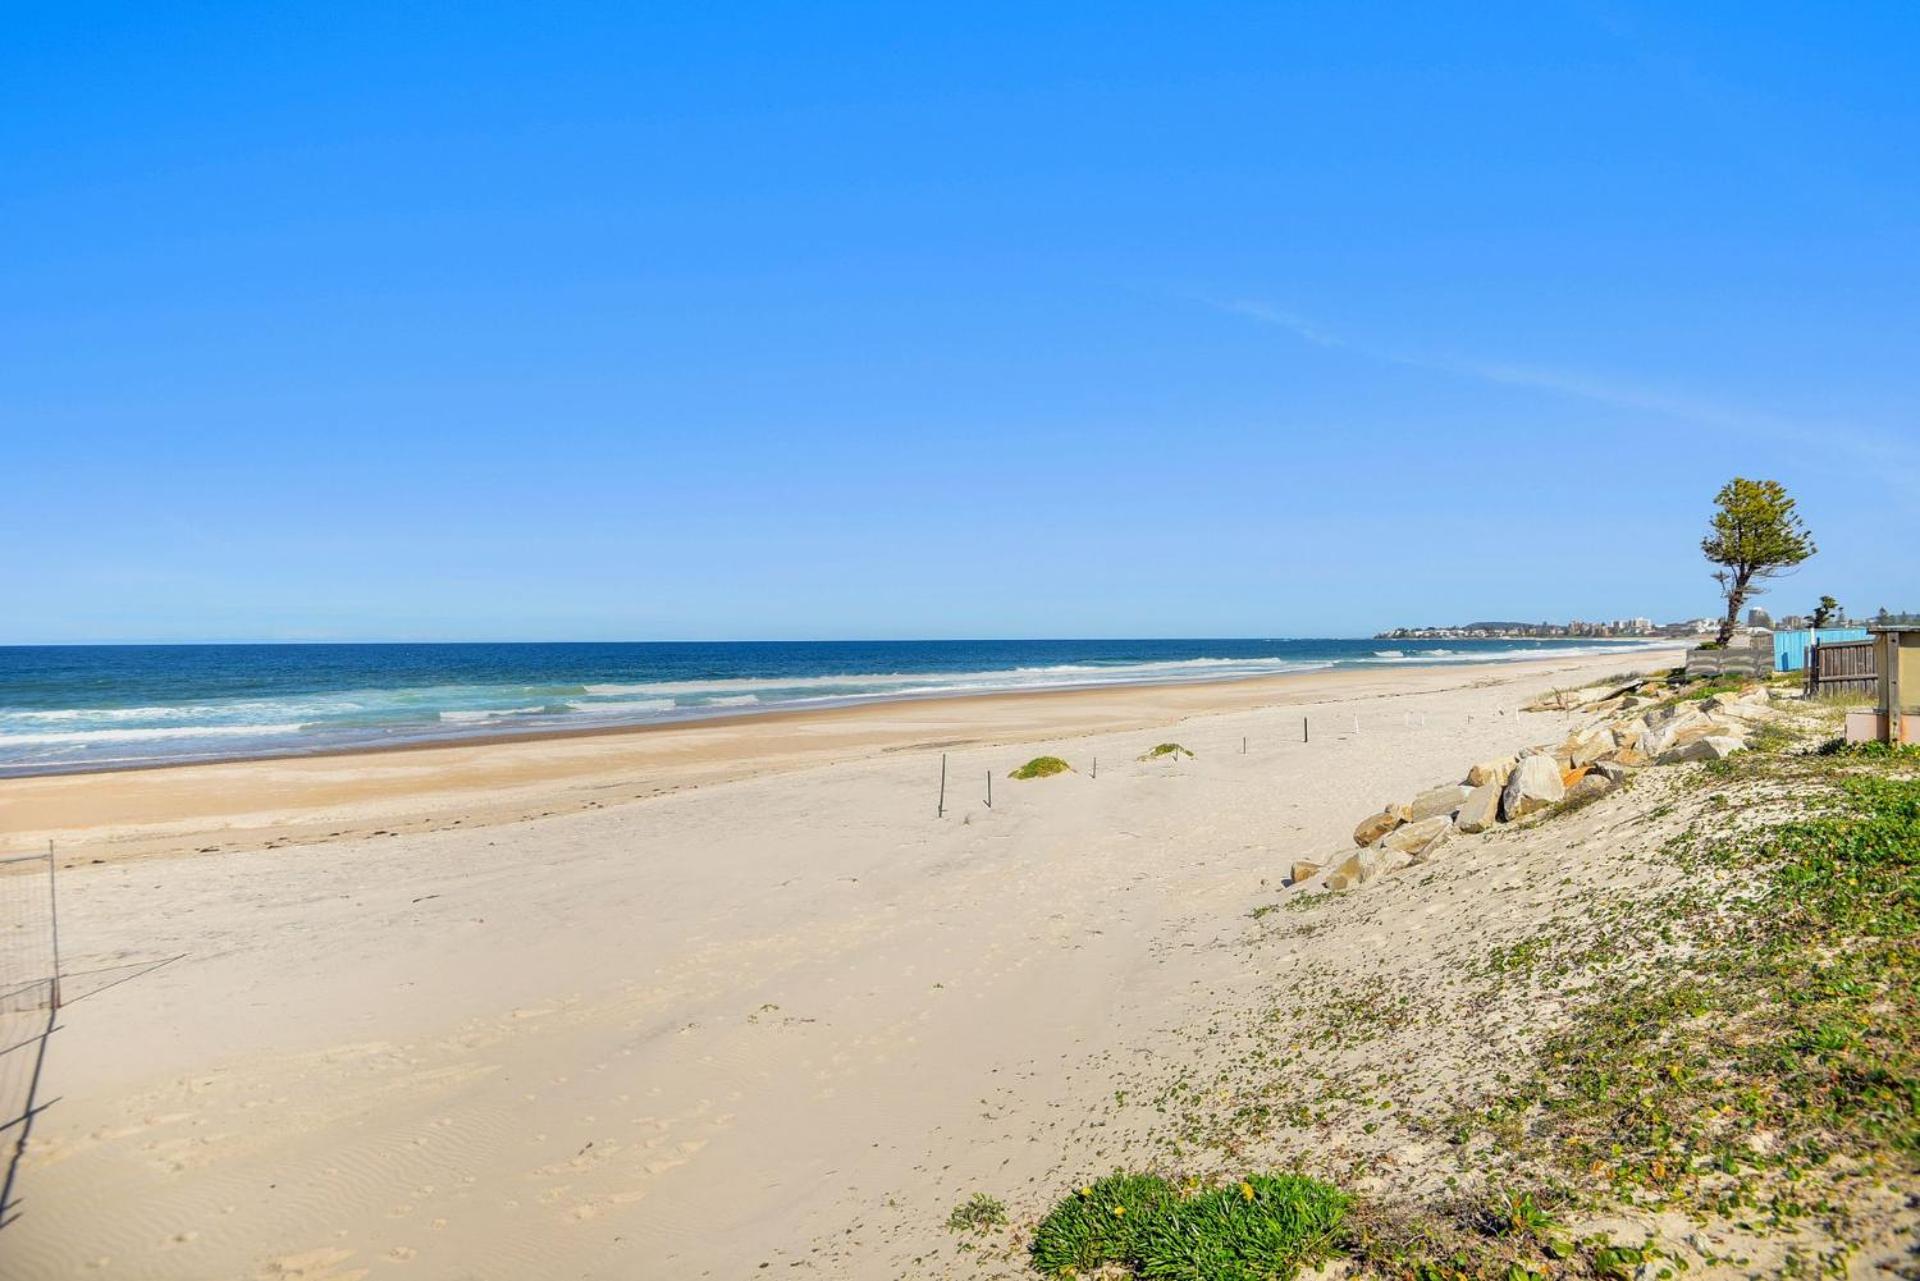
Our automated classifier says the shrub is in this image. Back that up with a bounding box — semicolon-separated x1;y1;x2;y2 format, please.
1010;755;1073;779
1029;1173;1176;1274
1029;1173;1348;1280
1141;742;1195;761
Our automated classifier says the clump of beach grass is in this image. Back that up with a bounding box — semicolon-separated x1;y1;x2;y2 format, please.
945;1192;1008;1234
1029;1172;1348;1281
1140;742;1194;761
1010;755;1073;779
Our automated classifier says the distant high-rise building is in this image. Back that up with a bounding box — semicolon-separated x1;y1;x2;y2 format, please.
1747;607;1774;628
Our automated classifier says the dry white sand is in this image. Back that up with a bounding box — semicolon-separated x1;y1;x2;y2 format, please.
2;651;1677;1279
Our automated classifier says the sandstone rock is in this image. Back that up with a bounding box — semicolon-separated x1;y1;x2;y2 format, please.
1560;765;1589;790
1501;754;1566;821
1642;711;1714;760
1352;808;1405;847
1610;745;1652;768
1455;781;1502;833
1324;846;1412;891
1465;756;1516;788
1612;718;1649;751
1379;814;1453;857
1591;759;1634;785
1564;724;1615;767
1659;734;1746;764
1289;860;1322;885
1565;772;1615;804
1409;783;1473;823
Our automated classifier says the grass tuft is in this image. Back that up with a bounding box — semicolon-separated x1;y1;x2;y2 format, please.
945;1192;1008;1234
1141;742;1195;761
1010;755;1073;779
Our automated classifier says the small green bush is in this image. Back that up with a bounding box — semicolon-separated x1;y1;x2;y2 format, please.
1010;755;1073;779
1029;1173;1176;1274
946;1192;1008;1233
1029;1173;1348;1280
1140;742;1194;761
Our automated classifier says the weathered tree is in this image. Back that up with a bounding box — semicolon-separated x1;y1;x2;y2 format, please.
1810;595;1841;629
1701;478;1816;647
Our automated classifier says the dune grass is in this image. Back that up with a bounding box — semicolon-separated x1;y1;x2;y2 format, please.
1141;742;1195;761
1010;755;1073;779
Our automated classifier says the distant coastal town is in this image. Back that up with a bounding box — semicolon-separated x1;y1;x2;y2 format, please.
1377;605;1912;641
1378;612;1792;641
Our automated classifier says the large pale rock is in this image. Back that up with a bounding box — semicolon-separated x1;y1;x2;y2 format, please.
1455;781;1502;834
1379;814;1453;857
1289;861;1322;885
1613;719;1649;751
1465;756;1516;788
1704;698;1772;728
1565;724;1615;767
1409;783;1473;823
1501;754;1566;821
1610;744;1652;768
1324;846;1412;891
1643;711;1714;760
1659;735;1746;764
1352;808;1405;847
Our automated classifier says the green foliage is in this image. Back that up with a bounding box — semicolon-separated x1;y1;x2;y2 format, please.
1029;1173;1177;1274
1141;742;1195;761
1010;755;1073;779
1463;750;1920;1233
1811;595;1841;629
1029;1173;1348;1280
1700;477;1816;646
946;1192;1009;1233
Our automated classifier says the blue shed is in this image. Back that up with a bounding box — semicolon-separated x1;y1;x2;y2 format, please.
1775;627;1870;672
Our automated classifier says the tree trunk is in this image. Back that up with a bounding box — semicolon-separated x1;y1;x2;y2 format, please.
1716;572;1751;647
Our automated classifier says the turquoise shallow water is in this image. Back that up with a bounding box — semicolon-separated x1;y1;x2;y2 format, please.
0;638;1662;775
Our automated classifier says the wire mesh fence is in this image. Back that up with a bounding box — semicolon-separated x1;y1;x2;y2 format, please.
1;848;59;1226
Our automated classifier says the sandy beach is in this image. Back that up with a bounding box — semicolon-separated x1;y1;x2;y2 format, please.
4;648;1688;1279
1;651;1678;1278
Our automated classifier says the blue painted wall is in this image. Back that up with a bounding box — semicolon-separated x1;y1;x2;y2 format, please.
1775;628;1870;672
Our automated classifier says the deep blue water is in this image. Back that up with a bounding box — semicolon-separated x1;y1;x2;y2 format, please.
0;638;1659;775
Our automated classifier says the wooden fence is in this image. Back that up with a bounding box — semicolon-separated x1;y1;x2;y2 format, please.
1806;639;1877;699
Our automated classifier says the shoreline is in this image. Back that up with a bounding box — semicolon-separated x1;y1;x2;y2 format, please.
0;641;1675;782
0;648;1680;863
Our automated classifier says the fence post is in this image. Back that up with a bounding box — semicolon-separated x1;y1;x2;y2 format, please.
938;754;947;818
46;840;61;1011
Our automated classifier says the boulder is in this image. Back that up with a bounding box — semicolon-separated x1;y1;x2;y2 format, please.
1560;765;1590;790
1643;711;1714;760
1610;744;1652;768
1379;814;1453;858
1565;773;1615;804
1612;719;1649;751
1409;783;1473;823
1591;759;1635;785
1352;808;1405;847
1323;846;1412;891
1465;755;1517;788
1455;781;1503;834
1289;860;1322;885
1501;754;1566;821
1659;735;1746;764
1564;724;1615;767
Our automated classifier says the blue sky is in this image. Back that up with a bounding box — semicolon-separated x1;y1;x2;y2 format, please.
5;2;1917;642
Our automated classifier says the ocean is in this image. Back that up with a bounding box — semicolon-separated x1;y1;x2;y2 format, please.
0;638;1662;776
